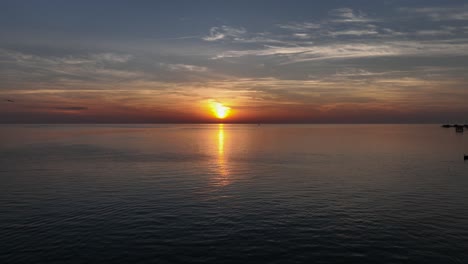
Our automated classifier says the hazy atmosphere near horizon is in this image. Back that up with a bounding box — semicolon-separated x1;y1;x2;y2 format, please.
1;0;468;123
1;1;468;264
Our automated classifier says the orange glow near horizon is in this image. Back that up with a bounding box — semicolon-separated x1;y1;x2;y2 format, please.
210;102;231;119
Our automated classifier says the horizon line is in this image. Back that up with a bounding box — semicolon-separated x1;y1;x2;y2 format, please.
0;122;457;125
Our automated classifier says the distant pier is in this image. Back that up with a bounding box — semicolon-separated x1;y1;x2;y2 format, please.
441;124;466;133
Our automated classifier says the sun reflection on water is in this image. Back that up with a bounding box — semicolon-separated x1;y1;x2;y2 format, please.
214;124;230;186
218;124;224;155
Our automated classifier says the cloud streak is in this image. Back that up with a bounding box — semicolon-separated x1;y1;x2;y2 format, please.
400;5;468;21
202;26;247;41
214;40;468;63
329;8;375;23
54;106;88;110
164;63;209;72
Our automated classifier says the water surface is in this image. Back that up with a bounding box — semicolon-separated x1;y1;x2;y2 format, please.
1;124;467;263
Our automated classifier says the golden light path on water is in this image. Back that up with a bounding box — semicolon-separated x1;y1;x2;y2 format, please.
215;124;230;186
218;124;224;156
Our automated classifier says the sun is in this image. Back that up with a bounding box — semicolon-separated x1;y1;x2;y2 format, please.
210;102;231;119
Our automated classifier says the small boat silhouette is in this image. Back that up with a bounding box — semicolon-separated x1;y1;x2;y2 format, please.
465;155;468;160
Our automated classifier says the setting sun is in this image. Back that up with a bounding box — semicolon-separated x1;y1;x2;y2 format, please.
211;102;231;119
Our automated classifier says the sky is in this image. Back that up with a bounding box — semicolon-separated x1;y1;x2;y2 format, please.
1;0;468;123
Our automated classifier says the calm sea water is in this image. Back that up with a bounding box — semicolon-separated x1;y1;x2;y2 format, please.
1;124;467;263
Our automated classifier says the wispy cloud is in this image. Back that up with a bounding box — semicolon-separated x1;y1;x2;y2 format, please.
164;63;209;72
329;8;375;23
416;30;452;36
0;49;132;66
293;33;311;39
277;22;321;31
202;26;246;41
90;53;132;63
214;39;468;64
276;9;378;39
328;29;378;37
54;106;88;111
400;5;468;21
215;43;398;61
332;68;405;78
0;49;145;84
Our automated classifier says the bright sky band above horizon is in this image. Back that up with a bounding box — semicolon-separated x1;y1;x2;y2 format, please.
1;0;468;123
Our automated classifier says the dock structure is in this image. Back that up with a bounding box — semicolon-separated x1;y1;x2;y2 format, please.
441;124;468;131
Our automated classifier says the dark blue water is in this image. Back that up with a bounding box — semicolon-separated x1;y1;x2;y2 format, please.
1;124;467;263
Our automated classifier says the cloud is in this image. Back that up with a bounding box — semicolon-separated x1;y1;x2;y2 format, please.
328;29;378;37
202;26;294;45
329;8;374;23
400;5;468;21
330;8;355;19
215;43;397;61
214;39;468;63
333;68;405;78
92;69;146;78
3;72;467;123
274;10;382;40
203;28;225;41
164;63;209;72
202;26;246;41
277;22;321;31
380;28;407;37
293;33;311;39
415;26;456;36
90;53;132;63
0;49;143;82
54;106;88;110
0;49;132;67
229;35;290;44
